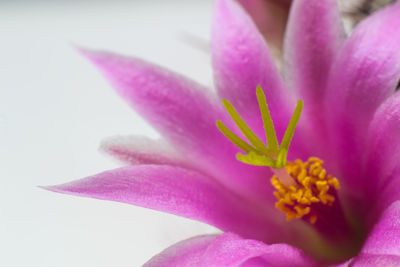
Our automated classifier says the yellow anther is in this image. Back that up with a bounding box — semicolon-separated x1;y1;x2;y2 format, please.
329;178;340;190
271;157;340;224
319;169;326;179
316;181;328;190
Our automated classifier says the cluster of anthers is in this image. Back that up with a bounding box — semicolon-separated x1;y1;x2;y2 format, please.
216;86;340;224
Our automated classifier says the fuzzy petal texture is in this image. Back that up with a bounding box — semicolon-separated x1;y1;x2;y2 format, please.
143;235;219;267
44;165;291;243
100;135;187;166
368;167;400;229
335;202;400;266
339;254;400;267
365;92;400;221
211;0;291;142
284;0;344;154
362;201;400;256
145;232;316;267
324;2;400;191
79;48;273;202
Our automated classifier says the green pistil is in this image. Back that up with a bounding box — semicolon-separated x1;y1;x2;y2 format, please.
216;85;303;169
256;86;279;154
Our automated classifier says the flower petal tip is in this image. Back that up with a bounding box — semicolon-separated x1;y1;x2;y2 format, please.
72;45;108;65
39;185;65;194
39;181;86;196
214;0;243;21
71;44;120;70
69;43;94;57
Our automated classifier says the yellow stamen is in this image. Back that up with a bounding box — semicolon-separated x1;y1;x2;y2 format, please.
216;86;340;224
271;158;340;224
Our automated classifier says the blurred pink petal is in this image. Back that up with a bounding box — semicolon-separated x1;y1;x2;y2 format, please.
44;165;289;242
211;0;309;159
145;232;316;267
238;0;291;62
284;0;345;154
143;235;218;267
324;2;400;190
337;202;400;266
338;254;400;267
100;135;186;166
364;93;400;221
362;201;400;256
211;0;291;141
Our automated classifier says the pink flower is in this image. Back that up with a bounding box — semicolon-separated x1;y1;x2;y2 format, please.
44;0;400;265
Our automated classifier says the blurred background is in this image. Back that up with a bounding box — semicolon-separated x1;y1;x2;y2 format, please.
0;1;217;266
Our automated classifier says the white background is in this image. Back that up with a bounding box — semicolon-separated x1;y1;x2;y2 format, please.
0;1;219;266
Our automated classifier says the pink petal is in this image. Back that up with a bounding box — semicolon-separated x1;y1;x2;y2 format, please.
337;201;400;266
283;0;344;154
143;235;219;267
144;232;316;267
78;48;272;203
203;235;316;267
100;135;186;166
43;165;289;243
364;93;400;221
367;167;400;230
339;254;400;267
362;201;400;256
211;0;293;143
238;0;290;58
324;2;400;190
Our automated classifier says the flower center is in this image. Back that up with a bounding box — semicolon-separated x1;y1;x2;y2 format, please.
272;157;340;224
216;86;340;224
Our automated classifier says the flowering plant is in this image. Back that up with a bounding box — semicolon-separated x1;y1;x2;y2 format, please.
45;0;400;265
